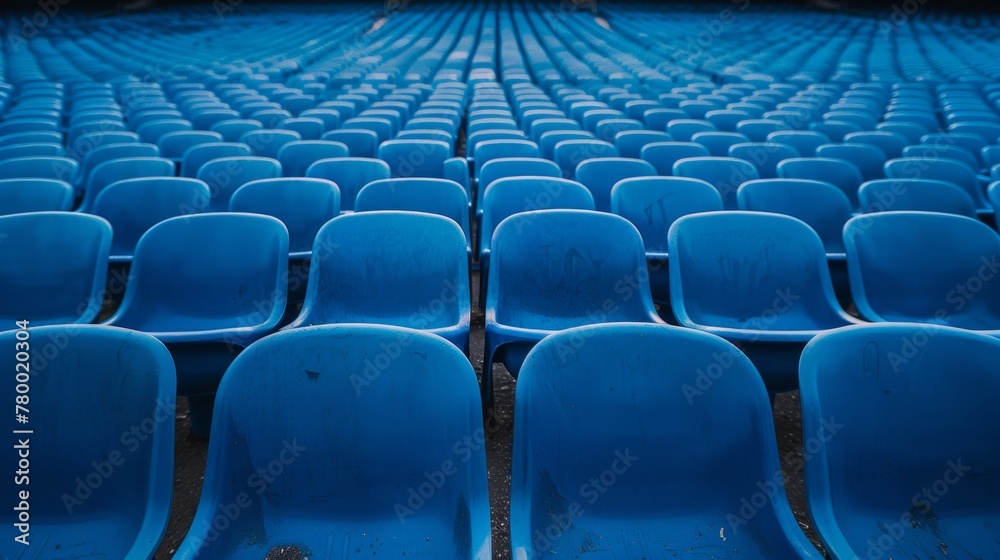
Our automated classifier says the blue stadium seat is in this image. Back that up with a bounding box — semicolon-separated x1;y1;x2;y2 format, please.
512;323;822;560
0;131;62;147
276;140;350;177
0;325;174;560
883;157;989;211
737;119;791;142
0;142;65;161
239;129;302;158
320;129;380;158
777;157;864;209
285;212;470;351
80;156;175;212
842;130;908;159
137;119;193;145
673;156;759;209
800;323;1000;560
377;139;456;179
844;211;1000;328
728;142;800;179
172;324;489;559
552;139;619;179
76;142;160;193
485;210;662;400
474;139;539;178
306;157;391;211
766;130;830;157
0;178;73;214
859;179;978;218
573;157;657;212
229;177;340;257
667;118;718;141
476;157;561;211
814;143;887;182
72;131;140;160
809;121;863;142
903;144;981;172
157;130;224;162
614;130;672;159
196;156;282;212
106;213;288;438
355;178;470;251
0;156;78;186
537;130;594;160
179;142;252;178
210;119;264;142
691;131;751;157
640;141;711;176
278;117;325;140
669;212;856;391
93;177;212;262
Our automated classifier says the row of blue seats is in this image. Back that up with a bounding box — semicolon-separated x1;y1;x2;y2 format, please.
10;320;997;559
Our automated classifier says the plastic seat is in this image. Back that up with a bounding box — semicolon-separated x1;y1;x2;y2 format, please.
306;157;391;211
474;139;539;179
673;156;759;209
276;140;349;177
537;130;594;160
800;323;1000;560
106;213;288;438
210;119;263;142
377;139;464;183
844;211;1000;329
736;119;791;142
196;156;281;212
594;118;643;142
229;177;340;258
667;118;718;141
552;139;619;179
512;323;822;560
776;157;864;209
72;131;141;160
137;119;193;145
485;209;663;400
859;179;978;218
476;157;561;211
669;211;857;391
691;131;751;157
903;144;981;172
573;157;657;212
0;156;78;185
884;157;989;210
157;130;224;162
814;143;887;182
321;129;380;158
93;177;212;262
766;130;830;157
80;157;175;213
180;142;252;177
172;324;489;559
737;179;852;253
76;142;160;192
355;178;470;250
0;131;62;147
839;131;905;159
285;212;470;351
0;325;174;560
0;142;65;161
239;129;302;159
640;141;711;175
0;212;110;325
279;117;325;140
0;178;73;214
614;130;672;159
809;121;863;142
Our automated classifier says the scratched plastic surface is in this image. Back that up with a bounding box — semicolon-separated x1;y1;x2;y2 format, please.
845;211;1000;329
0;325;175;560
800;324;1000;560
512;324;821;559
172;325;490;559
287;211;470;351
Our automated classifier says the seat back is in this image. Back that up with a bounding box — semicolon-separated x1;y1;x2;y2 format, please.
737;179;853;253
883;157;986;208
174;324;488;557
844;211;1000;326
480;177;595;255
229;178;340;255
196;156;282;212
765;130;830;157
305;157;391;210
640;141;711;175
552;139;619;179
728;142;800;179
355;178;469;245
0;212;111;324
82;157;175;212
814;143;887;182
611;176;723;252
378;139;451;178
180;142;253;177
574;157;657;212
777;157;864;208
239;129;302;159
489;209;658;330
0;178;73;214
858;178;977;218
673;156;759;209
669;211;846;330
800;323;1000;559
1;325;174;559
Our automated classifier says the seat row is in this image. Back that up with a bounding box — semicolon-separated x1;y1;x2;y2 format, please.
10;321;998;559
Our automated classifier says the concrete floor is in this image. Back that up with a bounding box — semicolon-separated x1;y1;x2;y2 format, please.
153;270;826;559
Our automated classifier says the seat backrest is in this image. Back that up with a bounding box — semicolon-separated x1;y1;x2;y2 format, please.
903;144;980;171
305;157;391;211
640;141;711;175
611;176;723;253
355;178;469;246
294;212;469;330
181;142;251;178
614;130;672;159
480;177;595;255
883;157;985;207
239;129;302;159
776;157;864;208
538;130;594;160
93;177;212;259
552;139;619;179
1;324;174;559
737;178;853;253
691;131;752;157
814;143;887;182
109;213;288;335
799;323;1000;559
673;156;759;209
209;119;264;143
669;211;847;330
513;322;814;558
842;130;908;159
765;130;831;157
78;142;159;186
844;211;1000;326
0;212;111;324
574;157;657;212
735;118;790;142
377;139;451;178
858;178;978;218
0;156;78;184
157;130;224;160
82;157;175;212
477;157;561;205
0;178;73;214
488;209;659;331
667;119;718;142
320;129;380;158
174;324;488;557
196;156;282;212
228;177;340;255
